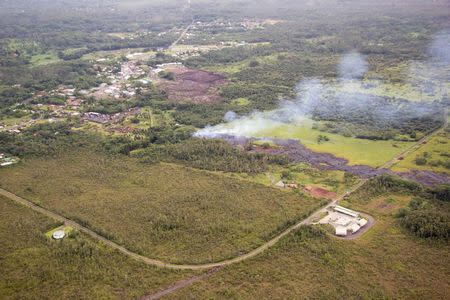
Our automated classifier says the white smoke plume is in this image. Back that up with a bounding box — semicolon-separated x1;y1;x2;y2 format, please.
429;30;450;64
338;51;368;81
407;29;450;102
195;36;447;139
224;111;238;122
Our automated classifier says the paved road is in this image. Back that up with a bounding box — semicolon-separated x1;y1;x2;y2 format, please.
0;186;342;270
0;111;446;271
337;213;375;240
169;19;195;50
304;118;446;227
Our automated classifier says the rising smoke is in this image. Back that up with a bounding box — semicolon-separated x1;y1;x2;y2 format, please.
195;32;449;139
338;51;368;81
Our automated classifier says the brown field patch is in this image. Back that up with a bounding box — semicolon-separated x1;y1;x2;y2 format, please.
304;185;337;199
160;66;227;103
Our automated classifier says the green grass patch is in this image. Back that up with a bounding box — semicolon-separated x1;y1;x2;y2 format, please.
44;225;74;239
204;52;284;74
0;115;32;126
230;97;250;106
30;52;61;66
252;119;413;167
228;163;356;195
393;130;450;174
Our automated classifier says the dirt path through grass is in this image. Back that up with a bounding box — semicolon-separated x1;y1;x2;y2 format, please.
0;111;445;274
141;267;222;300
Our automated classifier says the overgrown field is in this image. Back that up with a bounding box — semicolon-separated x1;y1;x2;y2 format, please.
0;196;191;299
228;163;357;196
168;179;450;299
393;129;450;174
0;150;321;264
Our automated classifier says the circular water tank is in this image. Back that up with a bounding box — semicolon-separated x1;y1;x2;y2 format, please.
52;230;66;240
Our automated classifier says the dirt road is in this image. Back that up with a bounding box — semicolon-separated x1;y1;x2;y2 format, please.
304;119;446;227
0;186;336;270
339;213;375;240
0;111;446;271
141;267;222;300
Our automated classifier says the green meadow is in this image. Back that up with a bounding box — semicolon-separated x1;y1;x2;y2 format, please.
393;130;450;174
254;119;412;167
30;52;61;66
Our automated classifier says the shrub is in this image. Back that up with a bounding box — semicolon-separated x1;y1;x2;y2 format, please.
249;60;260;67
158;71;175;80
317;135;330;144
291;225;327;242
400;209;449;239
415;156;427;165
429;185;450;202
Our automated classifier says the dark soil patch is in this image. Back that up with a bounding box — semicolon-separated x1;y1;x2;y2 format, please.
397;170;450;186
161;66;226;103
260;138;388;178
216;134;450;186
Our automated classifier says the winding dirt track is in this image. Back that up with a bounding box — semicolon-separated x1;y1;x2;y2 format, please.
0;111;446;272
0;186;338;270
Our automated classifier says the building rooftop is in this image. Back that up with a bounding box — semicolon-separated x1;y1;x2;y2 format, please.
52;230;66;240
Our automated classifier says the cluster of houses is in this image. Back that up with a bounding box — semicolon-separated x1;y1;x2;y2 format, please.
190;18;278;32
89;60;150;100
83;107;141;125
318;205;369;237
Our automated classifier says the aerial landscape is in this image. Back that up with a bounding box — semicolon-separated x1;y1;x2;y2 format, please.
0;0;449;299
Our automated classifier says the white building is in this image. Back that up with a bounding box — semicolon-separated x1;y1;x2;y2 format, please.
334;205;359;218
335;226;347;236
52;230;66;240
319;205;369;237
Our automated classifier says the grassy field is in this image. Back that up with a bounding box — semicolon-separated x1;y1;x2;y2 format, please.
254;119;413;167
0;115;32;126
205;52;283;74
168;187;450;299
226;163;357;196
392;130;450;174
81;48;151;61
339;80;450;103
230;97;250;106
30;52;61;66
362;61;450;102
0;196;192;299
0;150;321;264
